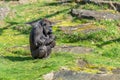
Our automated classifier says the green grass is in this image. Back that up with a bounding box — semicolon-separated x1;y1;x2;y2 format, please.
0;0;120;80
0;52;77;80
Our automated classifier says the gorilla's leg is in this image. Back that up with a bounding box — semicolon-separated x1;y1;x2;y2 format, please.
31;50;38;59
45;41;55;57
46;46;52;57
31;46;47;59
49;40;56;48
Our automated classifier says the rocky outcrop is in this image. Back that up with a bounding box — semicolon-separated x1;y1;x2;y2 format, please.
58;23;105;34
43;70;120;80
52;45;93;54
71;9;120;20
75;0;120;12
89;0;120;12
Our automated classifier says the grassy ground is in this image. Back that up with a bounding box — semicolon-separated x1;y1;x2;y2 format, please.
0;0;120;80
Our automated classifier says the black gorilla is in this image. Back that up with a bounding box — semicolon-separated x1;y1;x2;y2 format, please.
29;19;55;59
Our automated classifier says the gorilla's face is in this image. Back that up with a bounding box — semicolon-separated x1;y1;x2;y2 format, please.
40;19;53;35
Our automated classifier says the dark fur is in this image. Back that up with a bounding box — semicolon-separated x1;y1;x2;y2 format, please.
29;19;55;59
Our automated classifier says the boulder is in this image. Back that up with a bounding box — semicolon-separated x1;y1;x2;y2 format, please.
52;45;93;54
71;9;120;20
43;70;120;80
90;0;120;12
58;23;105;34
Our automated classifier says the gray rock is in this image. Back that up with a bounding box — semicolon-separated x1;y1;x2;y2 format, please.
77;59;89;68
7;45;93;55
53;70;94;80
43;72;54;80
89;0;120;12
58;23;105;34
52;46;93;54
71;9;120;20
0;7;10;20
43;70;120;80
74;0;120;12
112;68;120;74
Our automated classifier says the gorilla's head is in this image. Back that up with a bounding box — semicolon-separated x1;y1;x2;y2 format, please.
40;19;53;36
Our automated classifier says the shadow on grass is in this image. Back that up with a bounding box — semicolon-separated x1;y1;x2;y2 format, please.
45;0;72;6
4;56;33;61
5;8;70;35
6;21;20;25
0;21;23;35
0;27;8;35
27;8;70;25
96;38;120;48
4;21;31;34
45;8;70;18
5;21;21;28
0;21;15;35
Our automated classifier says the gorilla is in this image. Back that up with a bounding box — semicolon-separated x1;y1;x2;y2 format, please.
29;19;55;59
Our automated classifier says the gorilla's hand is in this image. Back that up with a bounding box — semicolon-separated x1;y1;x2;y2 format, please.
35;39;45;47
49;41;56;48
49;34;56;40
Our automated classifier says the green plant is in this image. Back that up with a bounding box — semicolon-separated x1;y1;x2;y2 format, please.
102;47;120;58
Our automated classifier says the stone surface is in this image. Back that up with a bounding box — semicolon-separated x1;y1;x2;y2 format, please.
52;46;93;54
71;9;120;20
112;68;120;74
77;59;89;68
0;7;10;20
43;72;54;80
59;23;105;34
74;0;120;12
89;0;120;12
7;45;93;55
43;70;120;80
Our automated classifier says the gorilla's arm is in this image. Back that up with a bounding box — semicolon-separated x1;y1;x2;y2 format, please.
44;34;55;45
33;30;54;47
33;26;46;47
